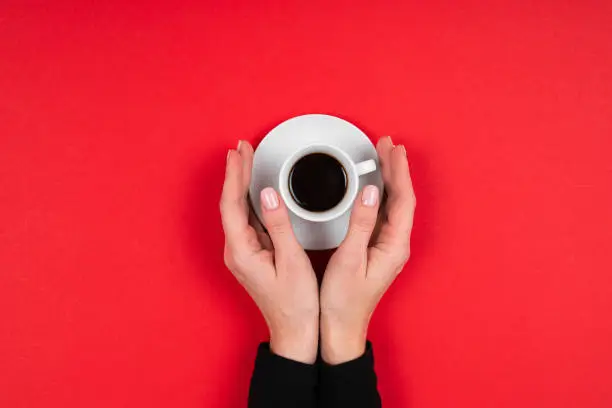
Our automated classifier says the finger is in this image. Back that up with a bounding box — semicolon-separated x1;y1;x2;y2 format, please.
377;138;416;230
220;149;250;248
369;199;386;247
373;145;416;258
259;187;301;254
390;144;414;196
387;145;416;230
377;136;394;191
341;185;381;252
237;140;254;192
249;208;273;250
376;135;394;159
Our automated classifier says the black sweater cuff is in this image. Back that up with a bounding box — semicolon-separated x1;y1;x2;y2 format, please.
248;343;317;408
319;341;381;408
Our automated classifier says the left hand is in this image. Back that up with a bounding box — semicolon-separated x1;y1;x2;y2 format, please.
220;141;320;364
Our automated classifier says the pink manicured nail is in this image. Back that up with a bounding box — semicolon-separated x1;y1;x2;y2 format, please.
226;149;232;163
237;140;243;151
397;144;406;155
362;185;379;207
261;187;279;210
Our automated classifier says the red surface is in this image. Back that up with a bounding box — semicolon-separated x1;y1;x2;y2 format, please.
1;1;612;407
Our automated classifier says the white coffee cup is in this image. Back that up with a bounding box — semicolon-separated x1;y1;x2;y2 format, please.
278;144;377;223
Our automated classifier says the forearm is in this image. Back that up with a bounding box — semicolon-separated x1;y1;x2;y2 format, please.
269;315;319;364
320;312;368;364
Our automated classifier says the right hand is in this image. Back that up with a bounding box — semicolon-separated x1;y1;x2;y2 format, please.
220;141;319;364
320;136;416;364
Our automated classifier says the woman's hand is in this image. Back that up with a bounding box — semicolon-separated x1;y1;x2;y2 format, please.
220;141;319;364
320;136;416;364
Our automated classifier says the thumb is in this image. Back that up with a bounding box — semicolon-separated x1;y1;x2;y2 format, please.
341;185;381;251
259;187;301;252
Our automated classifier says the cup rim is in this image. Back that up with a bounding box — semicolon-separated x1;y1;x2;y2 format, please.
278;144;359;223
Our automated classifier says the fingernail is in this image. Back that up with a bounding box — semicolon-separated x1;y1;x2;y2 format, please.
397;144;406;155
261;187;279;210
362;185;379;207
386;135;394;146
237;140;243;151
226;149;232;163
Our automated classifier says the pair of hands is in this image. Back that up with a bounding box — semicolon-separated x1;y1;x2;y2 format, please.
220;137;416;365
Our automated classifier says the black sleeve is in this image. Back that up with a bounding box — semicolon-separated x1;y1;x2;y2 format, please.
248;343;317;408
319;341;382;408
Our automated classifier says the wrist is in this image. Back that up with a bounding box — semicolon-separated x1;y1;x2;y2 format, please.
320;314;368;365
269;318;319;364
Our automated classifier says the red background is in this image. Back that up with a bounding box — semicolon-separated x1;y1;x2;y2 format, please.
1;1;612;407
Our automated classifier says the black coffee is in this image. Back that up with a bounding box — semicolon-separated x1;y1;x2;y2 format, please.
289;153;347;212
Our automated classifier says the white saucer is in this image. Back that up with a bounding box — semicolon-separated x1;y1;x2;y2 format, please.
250;114;383;250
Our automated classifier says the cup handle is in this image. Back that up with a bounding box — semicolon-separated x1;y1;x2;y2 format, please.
355;159;377;176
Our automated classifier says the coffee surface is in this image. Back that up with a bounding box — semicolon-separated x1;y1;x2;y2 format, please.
288;153;347;212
